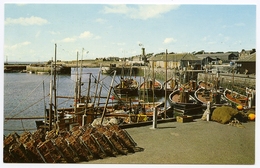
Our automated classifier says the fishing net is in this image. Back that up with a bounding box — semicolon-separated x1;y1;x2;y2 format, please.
211;106;238;124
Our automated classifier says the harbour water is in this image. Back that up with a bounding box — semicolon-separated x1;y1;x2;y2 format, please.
3;68;166;136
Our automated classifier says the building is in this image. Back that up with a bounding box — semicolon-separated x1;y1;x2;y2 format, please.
236;52;256;75
239;49;256;60
195;52;239;66
148;53;202;70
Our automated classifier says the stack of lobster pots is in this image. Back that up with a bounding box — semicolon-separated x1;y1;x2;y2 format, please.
4;124;143;163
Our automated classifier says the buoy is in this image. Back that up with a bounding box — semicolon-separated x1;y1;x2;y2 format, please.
248;113;255;121
237;105;243;110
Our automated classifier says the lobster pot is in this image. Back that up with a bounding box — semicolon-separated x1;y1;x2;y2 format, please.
87;113;94;125
69;123;79;131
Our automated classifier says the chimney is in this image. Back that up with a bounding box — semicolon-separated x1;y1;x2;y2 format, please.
142;48;145;56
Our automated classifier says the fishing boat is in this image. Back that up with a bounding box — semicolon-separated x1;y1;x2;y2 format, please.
197;80;214;89
113;63;139;96
162;77;178;95
179;80;197;96
223;88;250;108
139;78;163;96
194;88;214;104
114;77;139;96
103;101;167;123
169;88;203;116
195;81;226;107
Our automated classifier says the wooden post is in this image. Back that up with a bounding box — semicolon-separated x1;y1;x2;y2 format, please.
152;60;157;128
93;65;102;106
164;49;168;119
49;62;53;131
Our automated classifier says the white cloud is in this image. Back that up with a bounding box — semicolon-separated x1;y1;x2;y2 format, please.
163;37;176;44
61;37;76;43
103;5;129;14
5;16;49;26
79;31;93;39
5;41;31;50
103;4;180;20
60;31;97;43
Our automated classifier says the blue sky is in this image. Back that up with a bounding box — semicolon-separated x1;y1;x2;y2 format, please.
2;1;257;62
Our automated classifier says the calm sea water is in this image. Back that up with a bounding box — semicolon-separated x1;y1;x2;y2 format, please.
3;68;166;136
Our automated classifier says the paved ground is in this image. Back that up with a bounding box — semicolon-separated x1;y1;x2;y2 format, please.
84;119;256;165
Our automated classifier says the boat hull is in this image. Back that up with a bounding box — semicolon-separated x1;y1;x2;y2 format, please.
169;89;203;116
114;79;139;96
223;89;248;107
139;79;164;96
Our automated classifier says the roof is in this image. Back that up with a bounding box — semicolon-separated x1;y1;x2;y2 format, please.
237;53;256;62
148;53;201;61
195;53;235;61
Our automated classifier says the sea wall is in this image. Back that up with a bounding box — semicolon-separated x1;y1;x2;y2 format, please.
137;67;256;91
26;65;71;74
197;73;255;90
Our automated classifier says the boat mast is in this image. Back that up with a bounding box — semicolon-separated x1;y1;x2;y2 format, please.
74;52;79;114
54;43;58;131
86;73;92;104
93;65;102;107
129;63;133;79
78;48;84;102
43;81;47;132
49;59;53;130
101;70;116;124
97;81;104;108
83;72;91;126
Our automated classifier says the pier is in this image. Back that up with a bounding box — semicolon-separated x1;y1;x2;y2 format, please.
4;64;27;73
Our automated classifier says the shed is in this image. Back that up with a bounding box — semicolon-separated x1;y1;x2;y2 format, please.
236;53;256;74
